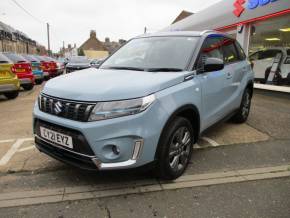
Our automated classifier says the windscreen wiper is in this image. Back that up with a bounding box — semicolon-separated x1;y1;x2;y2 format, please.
146;68;184;72
104;66;145;71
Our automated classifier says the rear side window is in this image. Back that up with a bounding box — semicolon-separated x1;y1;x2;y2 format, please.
221;38;239;64
260;50;281;59
196;36;224;71
287;49;290;56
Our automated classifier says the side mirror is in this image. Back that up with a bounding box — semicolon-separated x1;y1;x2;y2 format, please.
204;57;224;72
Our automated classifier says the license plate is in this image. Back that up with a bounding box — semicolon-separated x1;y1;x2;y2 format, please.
40;126;73;149
16;68;25;72
0;72;9;78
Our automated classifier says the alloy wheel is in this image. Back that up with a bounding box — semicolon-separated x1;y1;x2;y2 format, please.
168;126;192;172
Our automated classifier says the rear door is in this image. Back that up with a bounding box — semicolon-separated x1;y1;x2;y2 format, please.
195;36;229;129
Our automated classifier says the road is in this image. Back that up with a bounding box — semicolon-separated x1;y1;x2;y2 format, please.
0;85;289;217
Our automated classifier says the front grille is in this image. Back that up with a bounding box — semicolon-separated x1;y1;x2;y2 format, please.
38;94;95;122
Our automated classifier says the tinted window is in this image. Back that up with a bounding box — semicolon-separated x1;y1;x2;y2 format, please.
221;38;239;64
69;56;90;64
235;41;246;60
287;49;290;56
260;50;281;59
196;36;223;71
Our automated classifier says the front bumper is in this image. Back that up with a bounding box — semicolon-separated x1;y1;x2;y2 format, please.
33;98;168;170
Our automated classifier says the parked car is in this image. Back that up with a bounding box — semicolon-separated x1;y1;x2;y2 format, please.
21;54;44;85
0;53;20;99
65;56;91;73
41;56;59;77
2;52;35;90
249;47;290;85
33;55;58;79
33;31;254;179
32;55;50;80
90;58;105;68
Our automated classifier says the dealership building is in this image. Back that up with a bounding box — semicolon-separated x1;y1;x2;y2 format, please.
166;0;290;90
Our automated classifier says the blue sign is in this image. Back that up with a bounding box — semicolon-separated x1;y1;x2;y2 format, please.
247;0;278;10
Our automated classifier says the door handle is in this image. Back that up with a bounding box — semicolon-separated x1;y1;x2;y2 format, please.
226;72;232;79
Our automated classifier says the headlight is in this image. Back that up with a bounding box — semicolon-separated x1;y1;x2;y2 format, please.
88;94;156;121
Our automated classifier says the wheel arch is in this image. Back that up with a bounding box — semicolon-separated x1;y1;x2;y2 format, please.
155;104;200;160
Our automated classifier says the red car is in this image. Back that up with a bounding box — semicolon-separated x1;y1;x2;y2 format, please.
2;52;35;90
35;55;58;78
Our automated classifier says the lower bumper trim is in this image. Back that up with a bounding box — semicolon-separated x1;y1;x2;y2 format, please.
92;158;136;170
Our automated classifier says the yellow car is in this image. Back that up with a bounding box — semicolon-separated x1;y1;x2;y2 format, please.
0;53;20;99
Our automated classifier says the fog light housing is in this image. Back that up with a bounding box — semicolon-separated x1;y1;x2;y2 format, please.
112;145;120;155
132;140;143;160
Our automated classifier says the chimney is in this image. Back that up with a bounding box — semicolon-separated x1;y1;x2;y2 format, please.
105;37;110;43
90;30;96;39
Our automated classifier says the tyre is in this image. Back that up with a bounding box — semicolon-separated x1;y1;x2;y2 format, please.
231;88;252;123
35;79;43;85
4;91;19;99
155;117;194;180
22;83;34;91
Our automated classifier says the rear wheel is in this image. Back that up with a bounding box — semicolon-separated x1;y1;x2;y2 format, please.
35;79;43;85
231;88;252;123
155;117;194;180
4;91;19;99
22;83;34;91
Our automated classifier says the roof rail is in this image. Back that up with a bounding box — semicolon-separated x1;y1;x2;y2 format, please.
199;30;215;35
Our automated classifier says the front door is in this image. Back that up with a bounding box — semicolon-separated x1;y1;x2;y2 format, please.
196;36;229;129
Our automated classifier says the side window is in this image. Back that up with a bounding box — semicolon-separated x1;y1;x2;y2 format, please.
235;41;246;60
196;37;223;72
221;38;239;64
260;50;281;60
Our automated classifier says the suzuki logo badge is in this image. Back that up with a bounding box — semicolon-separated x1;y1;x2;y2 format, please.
54;101;63;114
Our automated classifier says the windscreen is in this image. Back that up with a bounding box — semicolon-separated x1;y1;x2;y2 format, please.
69;56;90;64
101;36;199;71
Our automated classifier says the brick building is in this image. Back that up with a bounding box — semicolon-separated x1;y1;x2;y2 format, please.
79;30;126;59
0;21;45;54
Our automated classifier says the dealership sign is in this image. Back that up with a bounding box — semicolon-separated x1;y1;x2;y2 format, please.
233;0;278;17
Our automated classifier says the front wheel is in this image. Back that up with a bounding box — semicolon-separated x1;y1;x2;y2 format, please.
231;88;252;123
155;117;194;180
22;83;34;91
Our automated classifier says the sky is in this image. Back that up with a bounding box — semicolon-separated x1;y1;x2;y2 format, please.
0;0;220;52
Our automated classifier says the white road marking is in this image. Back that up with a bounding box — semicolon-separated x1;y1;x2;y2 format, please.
0;139;15;143
18;146;35;152
0;139;25;166
0;137;34;166
201;137;220;147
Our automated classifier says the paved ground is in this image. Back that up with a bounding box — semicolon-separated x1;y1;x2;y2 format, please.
0;84;290;217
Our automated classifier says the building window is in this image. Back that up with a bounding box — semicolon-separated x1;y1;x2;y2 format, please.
249;14;290;87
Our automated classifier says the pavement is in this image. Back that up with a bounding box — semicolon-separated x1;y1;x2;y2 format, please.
0;84;290;217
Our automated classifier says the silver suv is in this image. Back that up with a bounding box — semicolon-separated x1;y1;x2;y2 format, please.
33;31;254;179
